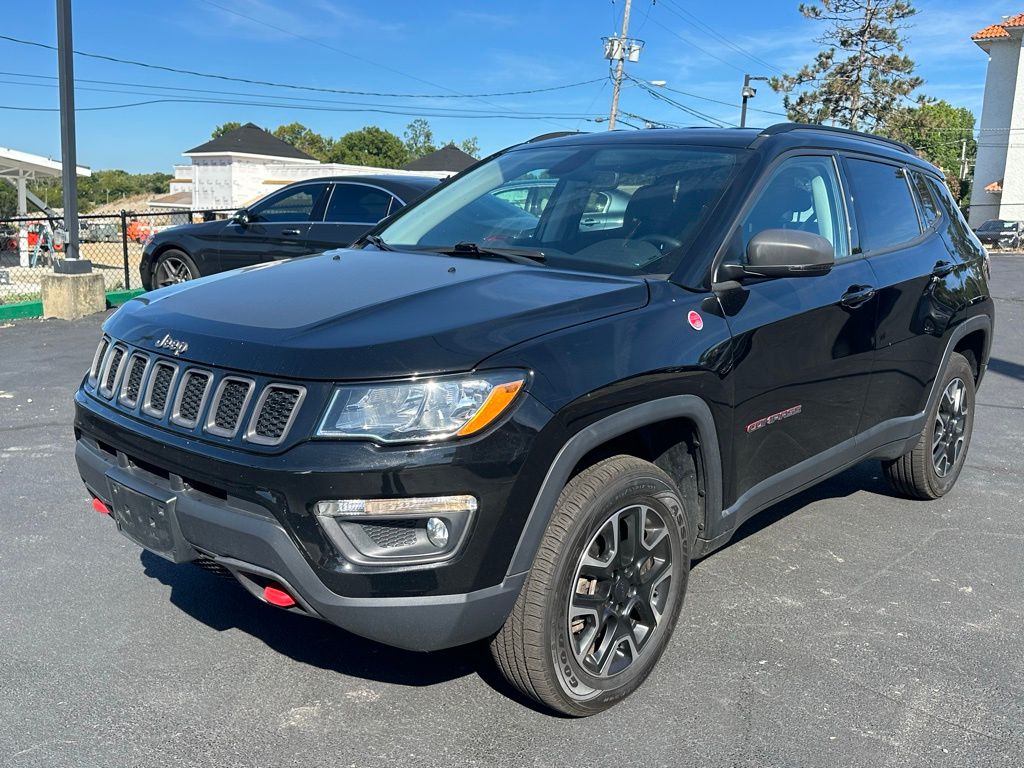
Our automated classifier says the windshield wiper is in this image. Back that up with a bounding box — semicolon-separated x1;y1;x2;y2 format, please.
358;233;394;251
430;241;546;265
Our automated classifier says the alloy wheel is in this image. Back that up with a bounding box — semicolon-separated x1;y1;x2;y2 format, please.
155;256;194;287
566;503;674;678
933;377;968;478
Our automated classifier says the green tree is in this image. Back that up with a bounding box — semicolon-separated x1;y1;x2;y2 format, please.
404;118;436;160
770;0;923;131
329;126;409;168
457;137;480;158
881;98;975;203
272;122;335;161
211;121;242;139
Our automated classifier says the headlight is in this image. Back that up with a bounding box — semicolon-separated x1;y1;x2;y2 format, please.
316;371;526;443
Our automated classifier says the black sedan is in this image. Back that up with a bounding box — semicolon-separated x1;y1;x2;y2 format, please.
140;175;439;289
974;219;1022;250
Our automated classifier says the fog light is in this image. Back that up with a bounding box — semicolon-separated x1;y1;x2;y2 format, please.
426;517;449;548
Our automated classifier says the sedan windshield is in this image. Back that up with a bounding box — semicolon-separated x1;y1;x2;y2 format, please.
377;142;747;276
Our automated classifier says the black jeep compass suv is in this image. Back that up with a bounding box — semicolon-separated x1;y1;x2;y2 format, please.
74;124;994;716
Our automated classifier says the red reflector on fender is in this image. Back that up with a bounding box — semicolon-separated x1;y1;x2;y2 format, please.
264;585;296;608
92;498;110;515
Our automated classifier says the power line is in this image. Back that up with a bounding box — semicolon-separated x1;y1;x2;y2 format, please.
0;70;606;112
195;0;571;131
646;16;747;74
628;75;734;127
0;93;603;121
659;0;784;74
658;82;788;117
0;33;602;100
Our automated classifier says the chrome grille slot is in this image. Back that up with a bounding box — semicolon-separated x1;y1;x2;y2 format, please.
99;345;127;398
143;361;178;418
246;384;306;446
89;337;109;385
171;370;213;428
205;377;255;438
118;353;150;408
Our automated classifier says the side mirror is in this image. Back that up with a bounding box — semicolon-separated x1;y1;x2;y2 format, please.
232;208;250;226
720;229;835;281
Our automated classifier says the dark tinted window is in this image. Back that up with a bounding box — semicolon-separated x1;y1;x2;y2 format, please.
325;184;394;223
909;172;941;227
845;159;921;252
251;184;326;222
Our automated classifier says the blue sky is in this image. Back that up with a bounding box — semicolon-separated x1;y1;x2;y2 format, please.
0;0;1016;173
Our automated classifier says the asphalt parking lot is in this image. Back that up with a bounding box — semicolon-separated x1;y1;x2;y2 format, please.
2;256;1022;768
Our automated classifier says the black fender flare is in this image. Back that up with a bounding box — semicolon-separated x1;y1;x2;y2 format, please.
505;394;723;578
930;314;993;411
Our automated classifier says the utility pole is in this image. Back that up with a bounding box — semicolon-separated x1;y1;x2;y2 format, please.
740;74;769;128
605;0;642;131
959;138;968;182
56;0;83;266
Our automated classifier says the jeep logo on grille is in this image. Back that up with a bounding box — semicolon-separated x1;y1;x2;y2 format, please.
155;333;189;357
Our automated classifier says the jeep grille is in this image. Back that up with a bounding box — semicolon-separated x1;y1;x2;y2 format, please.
87;337;306;447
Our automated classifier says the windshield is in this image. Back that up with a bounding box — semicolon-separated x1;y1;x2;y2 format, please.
377;143;747;276
979;220;1013;231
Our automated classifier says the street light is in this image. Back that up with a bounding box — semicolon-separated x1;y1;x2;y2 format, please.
740;74;770;128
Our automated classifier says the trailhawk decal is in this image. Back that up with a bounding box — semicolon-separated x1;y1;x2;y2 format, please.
746;405;802;434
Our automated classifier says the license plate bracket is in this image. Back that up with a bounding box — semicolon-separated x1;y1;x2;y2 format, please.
106;472;192;563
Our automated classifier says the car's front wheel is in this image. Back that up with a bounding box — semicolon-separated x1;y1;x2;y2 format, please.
152;249;199;288
491;455;689;716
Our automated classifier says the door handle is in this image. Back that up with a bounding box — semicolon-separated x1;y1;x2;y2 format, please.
581;218;597;226
841;285;876;308
932;260;956;277
282;229;301;237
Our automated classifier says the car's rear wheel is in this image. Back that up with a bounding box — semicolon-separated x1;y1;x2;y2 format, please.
491;455;689;716
883;351;975;499
152;249;199;288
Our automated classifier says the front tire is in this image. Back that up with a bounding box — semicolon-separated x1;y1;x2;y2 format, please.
152;249;199;288
491;455;689;716
883;351;975;499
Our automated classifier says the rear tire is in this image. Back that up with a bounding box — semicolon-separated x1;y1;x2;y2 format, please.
491;455;689;716
152;249;199;288
883;352;975;499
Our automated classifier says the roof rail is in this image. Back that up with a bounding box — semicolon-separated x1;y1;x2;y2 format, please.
527;131;585;143
757;122;917;156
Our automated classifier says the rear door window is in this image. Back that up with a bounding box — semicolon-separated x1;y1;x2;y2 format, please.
325;184;394;224
844;158;921;252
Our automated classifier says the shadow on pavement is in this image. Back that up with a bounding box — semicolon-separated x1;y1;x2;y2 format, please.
695;459;896;563
986;357;1024;384
140;458;896;709
140;549;483;687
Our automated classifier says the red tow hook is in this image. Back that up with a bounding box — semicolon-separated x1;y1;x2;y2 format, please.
92;497;111;516
263;584;297;608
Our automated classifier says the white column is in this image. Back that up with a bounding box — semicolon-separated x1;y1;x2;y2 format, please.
17;173;29;267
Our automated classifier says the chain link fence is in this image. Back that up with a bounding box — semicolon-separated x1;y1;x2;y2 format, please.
0;209;234;311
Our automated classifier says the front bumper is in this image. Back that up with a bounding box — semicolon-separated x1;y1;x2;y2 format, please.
74;388;555;651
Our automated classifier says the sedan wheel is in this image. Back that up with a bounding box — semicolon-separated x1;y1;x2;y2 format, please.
153;250;198;288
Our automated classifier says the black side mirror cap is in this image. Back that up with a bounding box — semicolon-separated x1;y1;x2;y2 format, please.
721;229;836;281
233;208;250;225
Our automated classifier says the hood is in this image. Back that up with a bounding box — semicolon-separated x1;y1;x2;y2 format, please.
105;249;648;380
